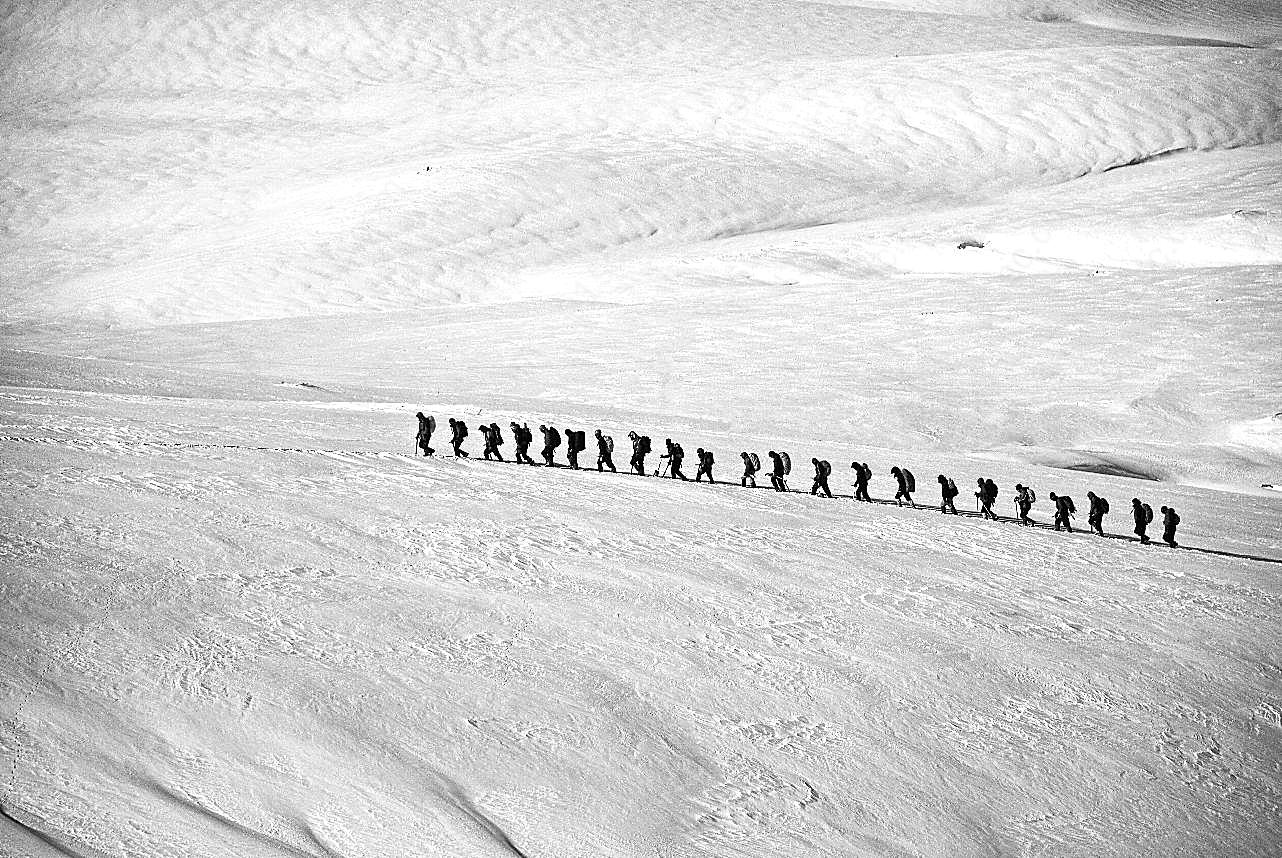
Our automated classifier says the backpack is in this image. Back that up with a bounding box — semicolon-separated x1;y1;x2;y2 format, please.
605;435;614;453
945;477;957;498
1143;503;1154;524
672;443;684;458
904;469;916;492
639;435;651;455
1169;511;1180;526
490;423;503;445
985;479;998;501
704;450;714;465
781;452;792;475
1098;497;1109;514
749;452;761;471
1026;487;1036;505
458;422;468;438
575;430;587;452
819;459;832;478
548;427;561;447
1065;496;1076;514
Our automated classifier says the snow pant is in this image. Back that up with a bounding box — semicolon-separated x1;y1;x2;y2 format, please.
979;497;995;519
568;449;580;469
695;465;714;483
452;439;466;457
742;470;756;487
1163;525;1177;546
854;482;870;502
515;444;534;464
811;477;832;498
895;489;912;506
941;496;957;514
1135;520;1149;543
598;452;616;472
484;442;503;461
417;435;433;456
542;445;556;466
1055;511;1073;532
770;474;786;492
1088;513;1104;535
631;453;646;475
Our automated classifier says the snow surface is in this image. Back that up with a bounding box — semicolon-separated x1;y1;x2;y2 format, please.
2;1;1281;856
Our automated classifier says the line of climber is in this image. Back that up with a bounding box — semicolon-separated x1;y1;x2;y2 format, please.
414;413;1183;548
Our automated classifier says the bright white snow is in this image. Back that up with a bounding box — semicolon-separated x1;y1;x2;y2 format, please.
2;1;1281;856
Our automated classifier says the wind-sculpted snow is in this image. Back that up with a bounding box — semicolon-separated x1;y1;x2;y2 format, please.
2;2;1281;324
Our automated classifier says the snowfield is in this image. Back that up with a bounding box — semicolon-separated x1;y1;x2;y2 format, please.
2;1;1281;856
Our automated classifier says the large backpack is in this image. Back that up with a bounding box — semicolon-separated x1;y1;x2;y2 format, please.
639;435;651;455
860;463;872;481
945;477;957;498
904;469;916;492
1143;503;1154;524
1065;496;1076;514
819;459;832;478
704;450;714;465
781;452;792;475
458;422;468;438
490;423;503;445
985;478;998;502
1099;497;1109;514
1169;511;1180;526
672;442;684;458
549;427;561;447
749;452;761;471
1027;487;1036;505
575;430;587;452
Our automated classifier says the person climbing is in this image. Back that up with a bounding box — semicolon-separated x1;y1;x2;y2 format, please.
975;477;997;519
741;451;760;487
1161;505;1181;547
539;424;561;466
811;458;833;498
565;429;584;470
1013;483;1036;526
1087;491;1109;536
769;451;787;492
1132;497;1153;544
1049;492;1076;532
481;423;504;461
510;421;535;465
660;439;689;480
695;448;715;483
628;431;651;475
851;461;872;502
595;429;616;473
448;418;469;457
937;474;958;514
415;412;435;456
891;466;914;507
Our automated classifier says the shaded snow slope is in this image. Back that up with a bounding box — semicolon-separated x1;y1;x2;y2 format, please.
837;0;1282;47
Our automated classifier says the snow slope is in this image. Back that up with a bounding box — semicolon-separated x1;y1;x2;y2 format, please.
2;0;1281;855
